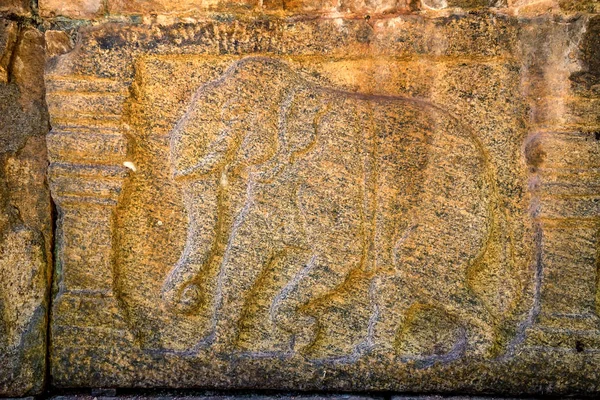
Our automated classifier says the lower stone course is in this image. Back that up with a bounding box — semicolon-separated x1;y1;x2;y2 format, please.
42;394;554;400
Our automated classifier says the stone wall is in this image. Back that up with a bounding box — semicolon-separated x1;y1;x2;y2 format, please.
0;12;52;397
0;0;599;397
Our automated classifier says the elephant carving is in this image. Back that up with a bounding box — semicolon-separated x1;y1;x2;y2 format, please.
161;57;500;362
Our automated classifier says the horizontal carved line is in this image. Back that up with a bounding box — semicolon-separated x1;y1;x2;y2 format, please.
50;121;123;132
47;134;128;165
58;289;113;297
532;186;600;198
536;167;600;174
50;114;122;121
527;95;600;103
50;163;128;178
51;326;134;345
52;325;131;335
48;130;125;139
534;193;600;200
531;123;600;132
54;195;119;207
53;125;121;133
540;313;599;320
54;190;121;201
535;327;600;336
50;181;124;197
46;90;128;97
535;217;600;224
46;75;125;83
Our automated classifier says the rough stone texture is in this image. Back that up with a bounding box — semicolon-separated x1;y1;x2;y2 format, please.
393;397;527;400
39;1;600;394
0;0;30;16
37;0;600;17
108;0;258;16
39;0;105;19
0;0;593;397
508;0;600;15
0;20;52;397
46;396;536;400
50;396;384;400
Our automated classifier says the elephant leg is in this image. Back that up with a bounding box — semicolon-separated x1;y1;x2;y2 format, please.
274;240;365;360
211;206;276;353
271;251;321;353
370;274;415;354
274;176;367;359
230;246;311;354
372;275;468;362
161;175;221;314
395;302;466;362
388;224;493;360
439;293;495;358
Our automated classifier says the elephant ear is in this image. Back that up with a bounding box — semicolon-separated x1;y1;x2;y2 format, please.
285;84;330;163
233;92;282;173
233;63;327;180
225;58;299;176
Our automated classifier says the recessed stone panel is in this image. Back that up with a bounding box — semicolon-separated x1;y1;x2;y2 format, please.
44;13;600;395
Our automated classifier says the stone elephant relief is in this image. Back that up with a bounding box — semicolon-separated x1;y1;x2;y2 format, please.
161;57;507;362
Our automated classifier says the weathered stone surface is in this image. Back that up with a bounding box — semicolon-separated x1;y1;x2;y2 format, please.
47;395;554;400
108;0;257;16
392;397;523;400
47;0;418;17
0;20;17;83
51;395;383;400
508;0;600;15
0;22;51;397
45;30;74;59
46;395;537;400
33;1;600;397
39;0;105;18
0;0;30;16
38;0;600;18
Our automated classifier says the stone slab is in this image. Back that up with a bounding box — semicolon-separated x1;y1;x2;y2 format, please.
0;22;52;397
45;395;555;400
391;397;526;400
36;0;600;19
39;0;105;18
46;396;541;400
44;9;600;397
0;0;30;16
50;396;382;400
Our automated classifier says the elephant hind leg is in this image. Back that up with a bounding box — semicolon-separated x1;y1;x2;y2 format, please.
445;299;496;359
280;250;366;360
301;267;374;361
371;276;469;362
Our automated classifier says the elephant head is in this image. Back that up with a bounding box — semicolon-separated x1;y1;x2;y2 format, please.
161;57;326;314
